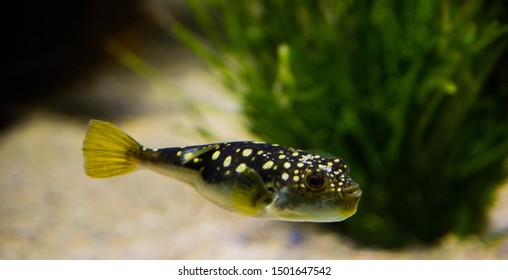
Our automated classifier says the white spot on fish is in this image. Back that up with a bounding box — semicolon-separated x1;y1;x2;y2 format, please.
301;154;314;164
242;149;253;157
297;162;304;168
212;151;221;160
281;173;289;181
292;151;299;157
236;163;247;173
278;154;286;159
319;164;333;173
223;156;232;167
283;162;291;169
293;176;300;182
262;161;274;170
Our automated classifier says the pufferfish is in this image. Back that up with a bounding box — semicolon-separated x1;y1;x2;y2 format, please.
82;119;362;222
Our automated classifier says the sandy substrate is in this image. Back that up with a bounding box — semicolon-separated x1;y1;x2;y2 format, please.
1;41;507;259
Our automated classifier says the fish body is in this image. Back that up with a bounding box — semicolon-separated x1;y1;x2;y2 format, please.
82;119;362;222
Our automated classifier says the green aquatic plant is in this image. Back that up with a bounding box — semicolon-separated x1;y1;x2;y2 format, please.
172;0;508;247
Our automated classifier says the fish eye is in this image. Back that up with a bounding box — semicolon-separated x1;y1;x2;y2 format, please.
305;172;325;191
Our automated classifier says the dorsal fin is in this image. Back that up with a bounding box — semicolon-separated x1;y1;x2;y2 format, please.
178;144;220;164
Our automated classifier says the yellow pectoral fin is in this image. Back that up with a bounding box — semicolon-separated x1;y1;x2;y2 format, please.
82;119;142;178
231;168;273;216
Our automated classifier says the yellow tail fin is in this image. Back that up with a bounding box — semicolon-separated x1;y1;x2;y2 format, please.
82;119;142;178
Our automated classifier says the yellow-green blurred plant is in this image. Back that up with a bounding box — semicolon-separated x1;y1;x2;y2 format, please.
172;0;508;247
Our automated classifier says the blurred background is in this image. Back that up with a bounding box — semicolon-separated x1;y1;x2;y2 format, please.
1;0;507;259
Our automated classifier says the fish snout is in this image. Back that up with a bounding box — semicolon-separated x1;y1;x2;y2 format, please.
342;181;362;198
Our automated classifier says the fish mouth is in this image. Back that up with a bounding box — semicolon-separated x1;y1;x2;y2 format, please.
342;182;362;198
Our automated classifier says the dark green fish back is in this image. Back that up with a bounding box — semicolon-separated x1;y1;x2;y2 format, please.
149;141;353;193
